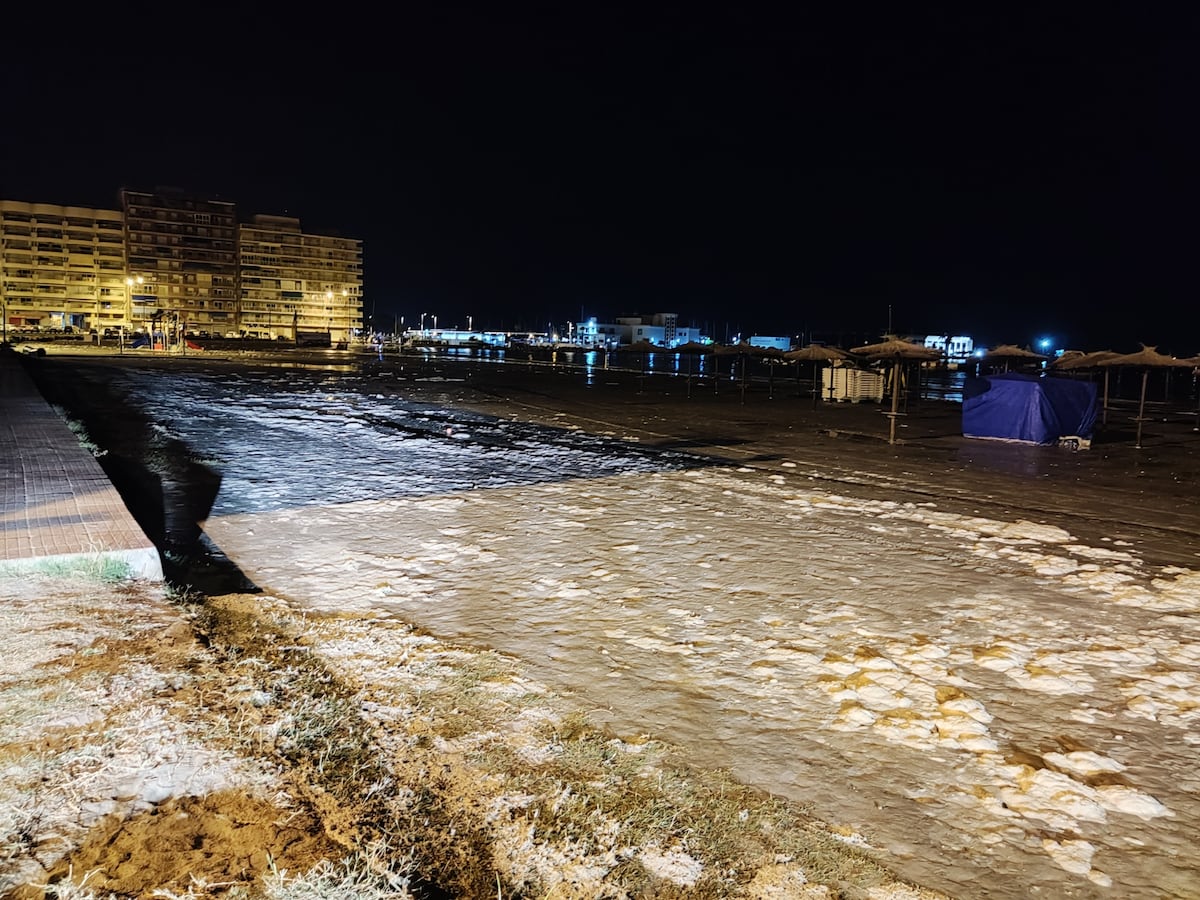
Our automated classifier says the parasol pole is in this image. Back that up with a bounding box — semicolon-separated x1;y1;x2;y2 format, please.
812;360;819;408
740;351;747;405
1102;369;1110;426
888;358;902;444
1135;369;1149;448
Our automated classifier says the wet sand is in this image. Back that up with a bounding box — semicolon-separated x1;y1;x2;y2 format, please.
19;347;1200;898
399;351;1200;570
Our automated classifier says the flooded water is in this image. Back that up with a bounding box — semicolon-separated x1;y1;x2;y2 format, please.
31;356;1200;899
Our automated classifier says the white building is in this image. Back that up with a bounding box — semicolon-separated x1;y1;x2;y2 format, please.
749;335;791;351
575;313;705;347
923;334;973;362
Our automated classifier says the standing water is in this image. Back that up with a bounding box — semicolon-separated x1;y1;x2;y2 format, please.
44;360;1200;900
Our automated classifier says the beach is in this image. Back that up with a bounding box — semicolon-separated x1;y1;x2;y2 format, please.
4;347;1200;899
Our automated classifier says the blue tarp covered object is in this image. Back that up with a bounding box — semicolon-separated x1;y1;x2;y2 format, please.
962;373;1098;445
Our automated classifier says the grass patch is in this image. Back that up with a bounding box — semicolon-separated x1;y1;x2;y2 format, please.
160;591;942;899
0;555;133;582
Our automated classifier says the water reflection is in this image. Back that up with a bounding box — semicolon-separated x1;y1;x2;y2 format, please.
921;368;967;403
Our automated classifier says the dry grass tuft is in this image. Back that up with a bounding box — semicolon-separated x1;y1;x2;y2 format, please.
2;577;945;900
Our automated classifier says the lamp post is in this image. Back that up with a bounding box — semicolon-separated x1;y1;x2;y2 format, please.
125;275;143;322
124;276;144;354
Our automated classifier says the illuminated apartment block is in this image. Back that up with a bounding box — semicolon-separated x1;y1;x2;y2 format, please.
120;187;239;335
3;189;364;343
0;200;128;334
239;214;363;343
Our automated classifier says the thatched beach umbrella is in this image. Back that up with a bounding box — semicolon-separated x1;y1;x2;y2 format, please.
673;341;713;397
711;342;755;401
850;337;945;444
1096;345;1196;448
981;344;1047;373
1051;349;1120;371
750;345;787;398
784;344;853;406
1184;355;1200;431
1051;350;1122;425
625;339;659;389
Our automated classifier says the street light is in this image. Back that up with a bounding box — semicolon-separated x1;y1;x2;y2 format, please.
124;276;144;353
125;275;144;318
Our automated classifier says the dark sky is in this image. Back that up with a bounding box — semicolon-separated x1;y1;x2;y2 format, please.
4;6;1197;352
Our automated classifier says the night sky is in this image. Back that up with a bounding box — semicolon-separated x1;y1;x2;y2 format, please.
4;6;1196;353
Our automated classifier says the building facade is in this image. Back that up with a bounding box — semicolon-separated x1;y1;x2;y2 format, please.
122;188;240;336
1;189;364;344
239;214;363;343
0;200;127;335
923;334;975;362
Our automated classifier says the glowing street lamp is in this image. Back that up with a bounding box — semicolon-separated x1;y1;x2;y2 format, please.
125;275;144;315
123;275;145;351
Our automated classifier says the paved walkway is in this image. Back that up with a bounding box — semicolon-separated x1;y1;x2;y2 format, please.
0;348;161;580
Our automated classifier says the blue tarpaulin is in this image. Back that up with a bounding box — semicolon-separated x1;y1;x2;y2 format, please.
963;373;1098;445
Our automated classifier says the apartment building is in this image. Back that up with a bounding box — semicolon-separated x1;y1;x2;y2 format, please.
1;188;364;342
239;214;363;343
0;200;128;335
121;188;240;335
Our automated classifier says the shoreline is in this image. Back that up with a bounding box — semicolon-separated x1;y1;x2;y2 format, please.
19;345;1200;571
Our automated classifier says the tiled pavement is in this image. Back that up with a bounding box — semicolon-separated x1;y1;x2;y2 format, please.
0;348;162;580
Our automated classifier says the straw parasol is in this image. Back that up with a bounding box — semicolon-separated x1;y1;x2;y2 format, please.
673;341;713;397
1051;349;1122;371
711;342;755;401
1095;345;1196;448
1051;350;1122;424
625;339;661;390
849;337;945;444
981;344;1047;372
784;344;853;406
